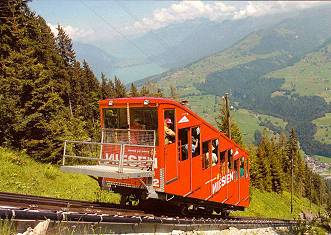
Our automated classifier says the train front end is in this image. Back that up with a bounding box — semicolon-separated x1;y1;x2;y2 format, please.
61;98;161;202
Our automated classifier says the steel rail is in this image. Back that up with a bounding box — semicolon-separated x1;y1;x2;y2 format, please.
0;208;297;227
0;192;298;228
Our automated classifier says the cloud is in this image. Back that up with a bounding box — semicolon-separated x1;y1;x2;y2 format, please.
47;23;94;41
129;1;328;34
233;1;327;20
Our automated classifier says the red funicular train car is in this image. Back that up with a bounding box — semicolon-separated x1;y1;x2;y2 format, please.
61;97;250;214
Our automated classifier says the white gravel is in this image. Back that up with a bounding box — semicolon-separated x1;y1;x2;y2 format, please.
170;227;288;235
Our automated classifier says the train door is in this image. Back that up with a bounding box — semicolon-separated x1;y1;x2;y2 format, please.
202;140;212;198
178;128;191;195
240;156;249;204
227;149;235;201
233;157;240;204
164;109;178;183
191;126;201;191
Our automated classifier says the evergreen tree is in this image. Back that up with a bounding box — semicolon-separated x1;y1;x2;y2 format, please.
269;136;284;193
113;76;126;98
55;24;76;66
100;73;114;99
255;130;272;191
140;85;151;96
129;83;139;97
286;129;306;196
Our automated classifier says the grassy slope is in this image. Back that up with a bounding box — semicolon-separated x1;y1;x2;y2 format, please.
1;147;325;220
232;188;323;220
149;33;280;97
312;113;331;144
0;147;120;203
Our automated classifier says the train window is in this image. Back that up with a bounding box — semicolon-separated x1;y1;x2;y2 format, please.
192;127;200;157
130;108;158;131
240;157;245;178
211;139;218;166
104;108;128;129
228;149;233;169
202;141;211;170
178;128;189;161
164;110;176;145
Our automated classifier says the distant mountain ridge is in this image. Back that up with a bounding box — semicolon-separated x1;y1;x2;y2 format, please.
90;12;292;82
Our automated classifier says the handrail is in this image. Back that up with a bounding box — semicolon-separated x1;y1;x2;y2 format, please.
62;141;155;172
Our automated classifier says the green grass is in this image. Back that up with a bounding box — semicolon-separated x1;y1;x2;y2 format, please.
312;113;331;145
0;147;120;203
232;188;325;220
314;155;331;163
267;43;331;103
232;109;287;144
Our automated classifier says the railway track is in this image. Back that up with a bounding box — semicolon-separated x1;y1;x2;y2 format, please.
0;192;297;230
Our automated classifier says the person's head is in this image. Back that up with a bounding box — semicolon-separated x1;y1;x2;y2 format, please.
133;118;143;128
165;118;172;126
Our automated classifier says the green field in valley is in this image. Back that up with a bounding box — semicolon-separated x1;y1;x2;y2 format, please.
266;43;331;103
314;155;331;163
312;113;331;145
185;94;287;145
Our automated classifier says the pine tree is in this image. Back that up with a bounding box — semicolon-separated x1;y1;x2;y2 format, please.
100;73;114;99
140;85;151;96
129;83;139;97
269;136;284;193
248;145;262;188
55;24;76;66
255;130;272;191
113;76;126;98
277;131;289;190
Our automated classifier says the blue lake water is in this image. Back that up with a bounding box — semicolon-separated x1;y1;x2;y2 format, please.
111;63;167;84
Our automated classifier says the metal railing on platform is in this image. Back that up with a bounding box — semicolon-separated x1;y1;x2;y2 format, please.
62;129;156;174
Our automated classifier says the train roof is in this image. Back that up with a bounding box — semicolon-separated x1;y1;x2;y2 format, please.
99;97;247;155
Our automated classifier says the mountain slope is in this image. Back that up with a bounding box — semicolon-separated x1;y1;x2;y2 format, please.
151;13;291;68
74;42;118;77
139;5;331;157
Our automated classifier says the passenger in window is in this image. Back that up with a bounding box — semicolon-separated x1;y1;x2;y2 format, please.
131;118;144;129
240;157;245;177
131;118;145;144
184;137;199;153
164;118;175;144
208;145;218;166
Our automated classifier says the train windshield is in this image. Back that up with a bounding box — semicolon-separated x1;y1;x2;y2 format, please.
103;107;158;131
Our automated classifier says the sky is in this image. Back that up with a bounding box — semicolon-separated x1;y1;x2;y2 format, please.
29;1;327;44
